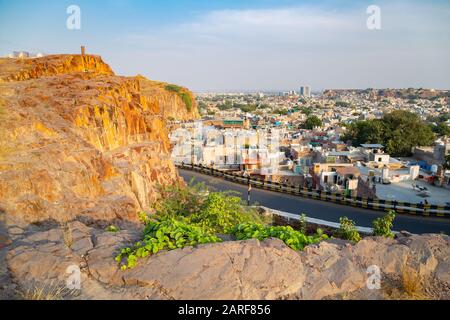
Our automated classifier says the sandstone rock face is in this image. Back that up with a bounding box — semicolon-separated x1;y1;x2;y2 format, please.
0;55;197;225
138;77;199;121
5;221;450;300
0;55;114;82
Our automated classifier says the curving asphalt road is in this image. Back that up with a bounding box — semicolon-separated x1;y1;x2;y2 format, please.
179;169;450;235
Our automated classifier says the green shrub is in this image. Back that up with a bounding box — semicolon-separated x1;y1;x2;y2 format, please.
138;211;151;224
164;84;193;112
116;182;326;270
106;225;119;233
334;216;361;242
372;210;396;238
154;182;265;231
153;180;207;218
164;84;183;93
116;217;221;269
299;213;307;234
181;92;193;112
189;192;263;234
232;222;328;251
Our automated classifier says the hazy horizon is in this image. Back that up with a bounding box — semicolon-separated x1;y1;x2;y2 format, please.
1;0;449;91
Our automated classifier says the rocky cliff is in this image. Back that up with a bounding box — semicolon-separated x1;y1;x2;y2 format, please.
0;54;198;226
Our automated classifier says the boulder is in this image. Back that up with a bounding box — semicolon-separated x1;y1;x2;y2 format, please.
122;238;306;300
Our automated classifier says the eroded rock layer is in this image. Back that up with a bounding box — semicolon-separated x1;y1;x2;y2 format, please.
0;54;198;225
4;221;450;300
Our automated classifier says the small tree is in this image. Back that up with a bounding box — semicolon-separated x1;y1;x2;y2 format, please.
299;213;307;234
372;210;396;238
335;216;361;242
302;115;322;130
445;154;450;170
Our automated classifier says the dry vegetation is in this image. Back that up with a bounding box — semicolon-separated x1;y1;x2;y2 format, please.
382;263;429;300
21;281;75;300
401;264;424;298
61;222;73;249
0;99;9;161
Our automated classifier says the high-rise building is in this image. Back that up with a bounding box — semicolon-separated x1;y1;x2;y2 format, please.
299;86;311;98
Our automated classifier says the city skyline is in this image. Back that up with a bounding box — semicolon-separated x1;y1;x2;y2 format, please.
1;0;449;91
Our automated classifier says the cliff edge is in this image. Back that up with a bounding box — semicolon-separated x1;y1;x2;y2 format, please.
0;54;198;226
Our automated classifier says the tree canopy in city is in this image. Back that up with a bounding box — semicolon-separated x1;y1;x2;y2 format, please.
427;112;450;137
445;155;450;170
300;107;312;116
335;101;351;108
342;110;435;156
302;115;322;130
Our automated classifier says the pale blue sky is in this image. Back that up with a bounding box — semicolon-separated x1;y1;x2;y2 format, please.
1;0;449;91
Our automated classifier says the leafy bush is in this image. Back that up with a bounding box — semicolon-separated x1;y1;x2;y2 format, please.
189;192;264;234
153;180;207;218
181;92;193;112
164;84;183;93
299;213;307;234
372;210;396;238
334;217;361;242
116;217;221;269
116;182;325;270
232;222;328;251
106;225;119;233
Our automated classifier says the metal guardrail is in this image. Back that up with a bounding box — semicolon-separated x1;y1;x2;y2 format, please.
177;163;450;219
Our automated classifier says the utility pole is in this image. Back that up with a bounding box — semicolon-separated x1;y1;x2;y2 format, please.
244;171;251;206
247;182;251;206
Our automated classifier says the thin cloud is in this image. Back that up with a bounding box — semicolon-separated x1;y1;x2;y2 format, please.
111;1;450;91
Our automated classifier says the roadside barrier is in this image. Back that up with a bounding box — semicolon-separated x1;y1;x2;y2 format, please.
177;163;450;218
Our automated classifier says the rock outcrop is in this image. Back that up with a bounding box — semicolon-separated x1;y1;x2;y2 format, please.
4;220;449;300
0;54;114;82
0;54;198;226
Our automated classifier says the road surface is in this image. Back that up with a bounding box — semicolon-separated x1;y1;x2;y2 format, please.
179;169;450;235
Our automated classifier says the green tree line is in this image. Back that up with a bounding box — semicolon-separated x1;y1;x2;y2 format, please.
342;110;435;156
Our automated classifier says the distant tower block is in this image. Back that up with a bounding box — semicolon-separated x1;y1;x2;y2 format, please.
80;45;87;72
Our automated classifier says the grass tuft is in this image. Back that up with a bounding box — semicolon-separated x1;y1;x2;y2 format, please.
21;281;73;300
61;222;73;249
401;264;425;298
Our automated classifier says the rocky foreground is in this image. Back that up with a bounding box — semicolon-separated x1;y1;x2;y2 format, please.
0;218;448;300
